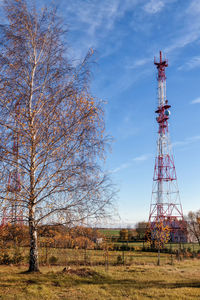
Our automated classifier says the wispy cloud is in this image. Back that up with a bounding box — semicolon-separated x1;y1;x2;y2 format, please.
132;154;151;162
61;0;139;59
126;58;151;70
190;97;200;104
178;56;200;71
124;1;200;84
143;0;165;14
153;1;200;59
164;31;200;55
126;31;200;74
188;0;200;15
111;153;151;173
167;0;200;55
61;0;200;93
172;135;200;147
111;162;132;174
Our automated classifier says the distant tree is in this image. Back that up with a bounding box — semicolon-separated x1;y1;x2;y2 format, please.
148;221;170;266
0;224;29;248
186;210;200;245
70;226;103;242
135;222;148;240
0;0;115;272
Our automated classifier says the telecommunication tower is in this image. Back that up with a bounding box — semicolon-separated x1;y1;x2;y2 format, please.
1;101;23;226
149;51;186;242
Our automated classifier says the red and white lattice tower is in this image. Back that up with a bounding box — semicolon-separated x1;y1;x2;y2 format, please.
149;51;186;242
1;101;23;226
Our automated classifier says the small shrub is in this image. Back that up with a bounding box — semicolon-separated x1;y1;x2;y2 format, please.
49;255;58;264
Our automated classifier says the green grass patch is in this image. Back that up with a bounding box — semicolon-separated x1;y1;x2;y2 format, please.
99;228;120;237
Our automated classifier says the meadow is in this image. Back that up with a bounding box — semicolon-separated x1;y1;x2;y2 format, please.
0;248;200;299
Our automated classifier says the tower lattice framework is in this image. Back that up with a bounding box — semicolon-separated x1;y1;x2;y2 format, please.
1;100;23;226
149;51;186;242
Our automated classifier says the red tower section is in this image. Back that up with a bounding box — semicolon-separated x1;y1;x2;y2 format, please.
149;51;186;242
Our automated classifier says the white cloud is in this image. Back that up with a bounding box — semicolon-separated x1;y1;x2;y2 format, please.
132;154;151;162
60;0;140;60
111;162;131;174
161;1;200;56
111;153;151;173
64;0;138;37
164;31;200;55
126;58;151;70
191;97;200;104
172;135;200;147
178;56;200;71
188;0;200;15
143;0;165;14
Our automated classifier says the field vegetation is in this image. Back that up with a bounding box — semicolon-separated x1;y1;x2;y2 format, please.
0;224;200;299
0;257;200;299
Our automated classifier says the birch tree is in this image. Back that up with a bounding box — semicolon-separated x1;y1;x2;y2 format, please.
0;0;114;272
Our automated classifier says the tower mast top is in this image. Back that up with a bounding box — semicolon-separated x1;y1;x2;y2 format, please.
154;51;168;81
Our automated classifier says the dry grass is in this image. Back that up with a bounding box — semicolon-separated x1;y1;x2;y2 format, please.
4;246;173;265
0;258;200;299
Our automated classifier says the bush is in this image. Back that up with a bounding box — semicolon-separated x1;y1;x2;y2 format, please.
49;255;58;264
0;250;24;265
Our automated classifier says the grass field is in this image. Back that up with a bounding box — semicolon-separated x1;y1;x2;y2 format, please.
1;244;200;299
3;242;200;266
0;257;200;299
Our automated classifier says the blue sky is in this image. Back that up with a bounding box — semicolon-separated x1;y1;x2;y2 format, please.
6;0;200;227
49;0;200;226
